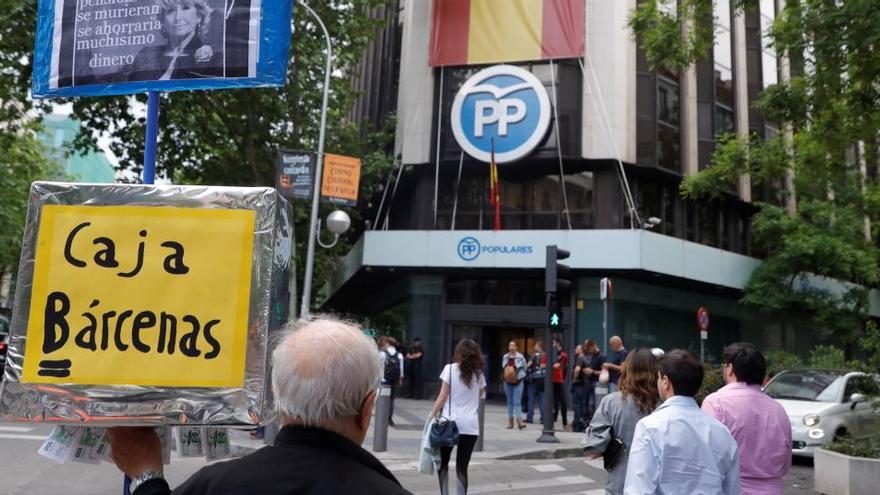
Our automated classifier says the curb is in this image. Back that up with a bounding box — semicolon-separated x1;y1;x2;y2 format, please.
496;446;584;460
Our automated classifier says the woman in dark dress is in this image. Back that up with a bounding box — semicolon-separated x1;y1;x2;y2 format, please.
127;0;222;81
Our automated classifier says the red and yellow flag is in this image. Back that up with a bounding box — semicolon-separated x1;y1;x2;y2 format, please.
488;140;501;231
430;0;585;67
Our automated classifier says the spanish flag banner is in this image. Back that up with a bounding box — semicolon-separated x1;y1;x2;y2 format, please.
430;0;585;67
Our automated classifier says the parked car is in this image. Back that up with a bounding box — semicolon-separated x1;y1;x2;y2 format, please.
763;369;880;457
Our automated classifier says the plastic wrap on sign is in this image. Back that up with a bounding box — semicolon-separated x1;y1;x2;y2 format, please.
31;0;293;99
0;182;293;426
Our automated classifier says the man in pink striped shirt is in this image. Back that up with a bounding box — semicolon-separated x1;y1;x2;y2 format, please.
703;343;792;495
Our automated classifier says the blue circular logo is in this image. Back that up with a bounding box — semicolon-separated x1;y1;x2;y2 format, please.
457;237;481;261
451;65;551;163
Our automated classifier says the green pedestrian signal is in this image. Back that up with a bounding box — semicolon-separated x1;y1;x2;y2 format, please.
549;312;561;327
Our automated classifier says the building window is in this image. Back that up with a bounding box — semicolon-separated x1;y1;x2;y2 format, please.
714;0;735;138
636;55;682;172
759;0;778;90
435;170;595;230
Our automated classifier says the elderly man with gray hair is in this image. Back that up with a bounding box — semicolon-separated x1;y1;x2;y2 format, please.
108;316;411;495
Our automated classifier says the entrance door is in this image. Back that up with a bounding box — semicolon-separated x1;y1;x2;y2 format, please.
450;325;538;399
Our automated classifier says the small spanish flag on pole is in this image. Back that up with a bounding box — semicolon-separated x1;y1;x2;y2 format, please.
488;139;501;231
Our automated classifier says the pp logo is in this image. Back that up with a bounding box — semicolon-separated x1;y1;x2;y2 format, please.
457;237;481;261
451;65;551;163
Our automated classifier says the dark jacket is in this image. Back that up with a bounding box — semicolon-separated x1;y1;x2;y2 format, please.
135;425;411;495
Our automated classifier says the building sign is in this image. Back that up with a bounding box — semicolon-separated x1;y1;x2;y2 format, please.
32;0;292;98
451;65;551;163
21;204;254;387
275;150;313;200
321;153;361;206
456;236;533;262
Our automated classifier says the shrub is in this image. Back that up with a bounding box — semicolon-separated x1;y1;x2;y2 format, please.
807;345;847;370
696;364;724;406
765;349;803;378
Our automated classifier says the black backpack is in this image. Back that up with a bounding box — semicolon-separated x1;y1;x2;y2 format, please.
384;350;402;383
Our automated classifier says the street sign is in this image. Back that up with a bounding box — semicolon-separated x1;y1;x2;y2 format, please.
697;306;710;340
321;153;362;206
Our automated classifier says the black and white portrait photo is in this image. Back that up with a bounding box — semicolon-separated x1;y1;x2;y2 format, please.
47;0;259;90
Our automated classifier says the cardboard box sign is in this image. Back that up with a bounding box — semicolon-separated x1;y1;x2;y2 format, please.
0;182;293;426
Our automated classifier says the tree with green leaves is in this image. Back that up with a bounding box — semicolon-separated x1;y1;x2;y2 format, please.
0;1;397;311
630;1;880;349
0;0;65;278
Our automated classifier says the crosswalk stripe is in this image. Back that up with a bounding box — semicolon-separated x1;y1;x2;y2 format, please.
531;463;566;472
417;474;596;495
0;433;46;441
0;426;34;433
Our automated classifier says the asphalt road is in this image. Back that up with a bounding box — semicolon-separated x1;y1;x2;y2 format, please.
0;422;816;494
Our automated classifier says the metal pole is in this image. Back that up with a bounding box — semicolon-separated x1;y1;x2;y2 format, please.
143;91;160;184
701;338;705;363
373;384;391;452
537;328;558;443
299;0;332;319
475;397;485;451
602;298;608;354
124;89;161;495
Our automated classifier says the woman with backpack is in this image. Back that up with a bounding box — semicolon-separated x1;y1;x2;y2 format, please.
430;339;486;495
502;340;527;430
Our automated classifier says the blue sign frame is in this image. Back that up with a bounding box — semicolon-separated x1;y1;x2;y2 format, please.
32;0;292;99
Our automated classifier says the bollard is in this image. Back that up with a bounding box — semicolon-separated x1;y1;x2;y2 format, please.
475;397;485;451
373;384;391;452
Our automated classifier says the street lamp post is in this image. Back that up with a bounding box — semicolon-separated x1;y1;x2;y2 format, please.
298;0;332;319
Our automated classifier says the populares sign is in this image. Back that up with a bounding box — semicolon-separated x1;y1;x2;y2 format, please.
451;64;551;163
22;205;255;387
32;0;292;98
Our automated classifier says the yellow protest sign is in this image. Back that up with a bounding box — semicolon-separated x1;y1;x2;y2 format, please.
21;205;255;388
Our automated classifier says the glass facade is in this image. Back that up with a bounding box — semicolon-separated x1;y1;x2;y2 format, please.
713;0;735;138
435;169;595;230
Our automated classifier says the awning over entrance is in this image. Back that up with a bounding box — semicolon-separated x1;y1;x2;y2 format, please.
328;229;760;299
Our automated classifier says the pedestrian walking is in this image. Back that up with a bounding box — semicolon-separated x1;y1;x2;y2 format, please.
583;339;606;418
502;340;527;430
571;344;589;432
551;335;569;430
107;316;412;495
405;337;425;399
525;341;546;424
624;349;740;494
603;336;628;393
582;348;660;495
379;336;405;426
430;339;486;495
703;343;791;495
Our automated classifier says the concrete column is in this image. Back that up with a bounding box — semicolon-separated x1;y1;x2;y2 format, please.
778;0;797;215
681;9;699;176
733;6;752;202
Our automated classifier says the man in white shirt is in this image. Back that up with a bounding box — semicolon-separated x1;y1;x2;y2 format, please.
624;349;741;495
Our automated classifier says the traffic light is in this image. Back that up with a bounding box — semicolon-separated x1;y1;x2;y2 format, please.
545;245;571;327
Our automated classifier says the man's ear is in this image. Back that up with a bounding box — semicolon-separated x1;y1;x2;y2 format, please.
359;389;378;431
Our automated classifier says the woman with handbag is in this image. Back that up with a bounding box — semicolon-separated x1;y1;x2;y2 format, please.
429;339;486;495
581;348;660;495
501;341;528;430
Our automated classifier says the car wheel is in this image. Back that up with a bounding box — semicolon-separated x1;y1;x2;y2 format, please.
833;427;849;442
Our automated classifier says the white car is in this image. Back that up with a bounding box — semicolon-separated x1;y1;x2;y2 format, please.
763;369;880;457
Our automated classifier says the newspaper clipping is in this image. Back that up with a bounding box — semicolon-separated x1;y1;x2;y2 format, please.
50;0;259;89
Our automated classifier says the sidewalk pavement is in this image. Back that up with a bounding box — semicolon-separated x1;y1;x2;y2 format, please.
231;398;589;462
